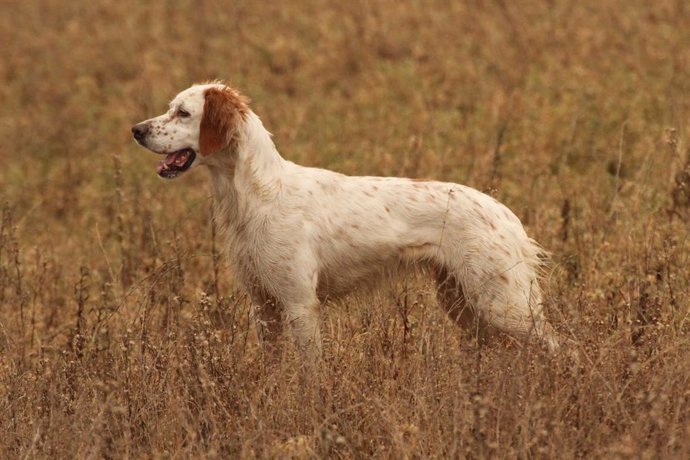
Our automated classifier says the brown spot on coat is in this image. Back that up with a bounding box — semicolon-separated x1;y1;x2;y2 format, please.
474;208;498;230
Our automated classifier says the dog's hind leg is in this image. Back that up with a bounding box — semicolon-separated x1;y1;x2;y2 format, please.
434;265;490;341
435;262;559;352
470;272;560;353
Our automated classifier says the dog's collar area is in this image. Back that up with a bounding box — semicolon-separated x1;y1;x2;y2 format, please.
157;148;196;179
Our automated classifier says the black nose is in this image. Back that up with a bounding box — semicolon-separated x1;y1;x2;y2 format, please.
132;122;150;142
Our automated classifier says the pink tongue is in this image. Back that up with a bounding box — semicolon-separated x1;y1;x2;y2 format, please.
165;153;178;166
157;151;190;174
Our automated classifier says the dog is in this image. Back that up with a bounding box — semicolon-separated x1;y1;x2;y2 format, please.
132;82;559;362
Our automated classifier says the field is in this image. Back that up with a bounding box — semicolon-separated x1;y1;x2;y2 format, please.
1;0;689;457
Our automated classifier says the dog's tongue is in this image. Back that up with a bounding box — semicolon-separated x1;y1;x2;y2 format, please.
157;150;190;173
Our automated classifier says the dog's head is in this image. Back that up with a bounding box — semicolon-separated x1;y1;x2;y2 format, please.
132;83;249;179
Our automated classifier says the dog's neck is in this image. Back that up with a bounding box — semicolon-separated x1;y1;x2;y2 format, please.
206;110;285;236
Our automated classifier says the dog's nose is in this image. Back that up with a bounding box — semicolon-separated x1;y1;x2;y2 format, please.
131;122;150;142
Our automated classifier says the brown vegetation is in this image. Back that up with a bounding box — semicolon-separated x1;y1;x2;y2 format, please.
1;0;689;457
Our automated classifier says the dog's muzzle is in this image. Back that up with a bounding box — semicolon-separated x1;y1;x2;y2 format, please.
131;122;150;144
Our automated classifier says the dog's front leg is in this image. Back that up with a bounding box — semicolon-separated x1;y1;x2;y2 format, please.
284;298;322;367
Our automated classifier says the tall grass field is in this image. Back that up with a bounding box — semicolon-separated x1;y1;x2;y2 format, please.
1;1;689;457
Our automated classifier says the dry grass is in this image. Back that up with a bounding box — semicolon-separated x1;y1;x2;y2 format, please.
1;0;689;457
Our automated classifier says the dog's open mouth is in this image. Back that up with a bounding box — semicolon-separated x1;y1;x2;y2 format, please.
157;148;196;179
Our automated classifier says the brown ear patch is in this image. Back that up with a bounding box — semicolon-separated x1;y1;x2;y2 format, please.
199;86;249;156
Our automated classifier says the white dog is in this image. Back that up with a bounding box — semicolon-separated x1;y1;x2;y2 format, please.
132;82;559;361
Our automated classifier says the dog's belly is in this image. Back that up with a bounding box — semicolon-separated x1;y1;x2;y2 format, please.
315;255;403;301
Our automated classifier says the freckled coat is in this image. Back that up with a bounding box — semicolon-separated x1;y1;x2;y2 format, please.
134;83;559;360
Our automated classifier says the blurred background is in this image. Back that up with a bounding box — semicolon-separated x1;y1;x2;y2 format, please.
2;0;689;258
0;0;689;457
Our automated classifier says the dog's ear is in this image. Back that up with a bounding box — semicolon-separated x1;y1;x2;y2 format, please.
199;87;248;156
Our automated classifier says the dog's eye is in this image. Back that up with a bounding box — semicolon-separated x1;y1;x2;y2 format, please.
177;108;191;118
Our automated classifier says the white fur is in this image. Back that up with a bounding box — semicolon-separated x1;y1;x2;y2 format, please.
137;85;207;156
134;83;559;361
